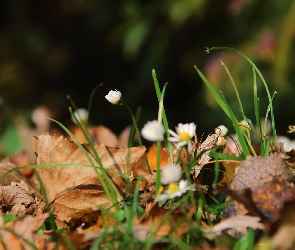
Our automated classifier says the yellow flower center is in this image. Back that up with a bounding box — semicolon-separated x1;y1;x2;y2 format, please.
167;183;180;195
179;132;191;142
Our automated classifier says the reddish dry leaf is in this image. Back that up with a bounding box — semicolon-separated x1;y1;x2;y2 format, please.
134;143;169;176
35;133;146;227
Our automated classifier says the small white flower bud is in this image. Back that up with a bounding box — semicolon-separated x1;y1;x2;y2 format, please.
105;90;122;104
215;125;228;137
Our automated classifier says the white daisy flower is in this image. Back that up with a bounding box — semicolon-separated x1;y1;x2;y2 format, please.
105;90;122;105
141;120;165;141
215;125;228;137
71;108;88;124
168;123;196;151
156;180;196;204
161;164;182;185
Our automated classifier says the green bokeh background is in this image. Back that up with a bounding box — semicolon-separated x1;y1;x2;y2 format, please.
1;0;295;140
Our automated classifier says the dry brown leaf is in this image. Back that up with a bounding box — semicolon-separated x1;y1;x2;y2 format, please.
202;215;265;240
0;183;37;216
0;212;49;250
134;205;195;240
223;154;295;236
72;125;131;147
89;125;119;147
35;133;146;227
0;163;42;199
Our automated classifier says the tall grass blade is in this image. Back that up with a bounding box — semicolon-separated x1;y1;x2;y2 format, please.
152;69;173;163
128;106;141;147
208;47;277;142
194;66;230;118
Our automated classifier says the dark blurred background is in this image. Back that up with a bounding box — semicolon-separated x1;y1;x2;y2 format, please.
1;0;295;141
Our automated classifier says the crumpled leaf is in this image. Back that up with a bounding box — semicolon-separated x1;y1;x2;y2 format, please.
0;182;40;216
0;163;42;199
35;133;146;227
223;154;295;236
202;215;265;240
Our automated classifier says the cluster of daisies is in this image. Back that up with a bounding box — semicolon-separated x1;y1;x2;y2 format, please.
104;90;228;204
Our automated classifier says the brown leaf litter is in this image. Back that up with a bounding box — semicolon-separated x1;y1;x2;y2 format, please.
35;132;146;228
222;152;295;236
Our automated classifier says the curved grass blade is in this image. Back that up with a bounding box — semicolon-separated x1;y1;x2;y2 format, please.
208;47;277;142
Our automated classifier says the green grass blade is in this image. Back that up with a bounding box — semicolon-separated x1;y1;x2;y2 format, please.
152;69;173;163
128;106;141;147
209;152;243;161
219;93;249;157
208;47;277;142
221;61;244;115
194;66;230;118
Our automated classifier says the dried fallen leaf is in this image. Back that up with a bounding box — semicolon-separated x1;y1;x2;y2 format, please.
72;125;131;147
0;184;36;216
0;163;41;199
202;215;265;240
0;212;49;249
35;133;146;228
223;154;295;236
134;205;196;240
